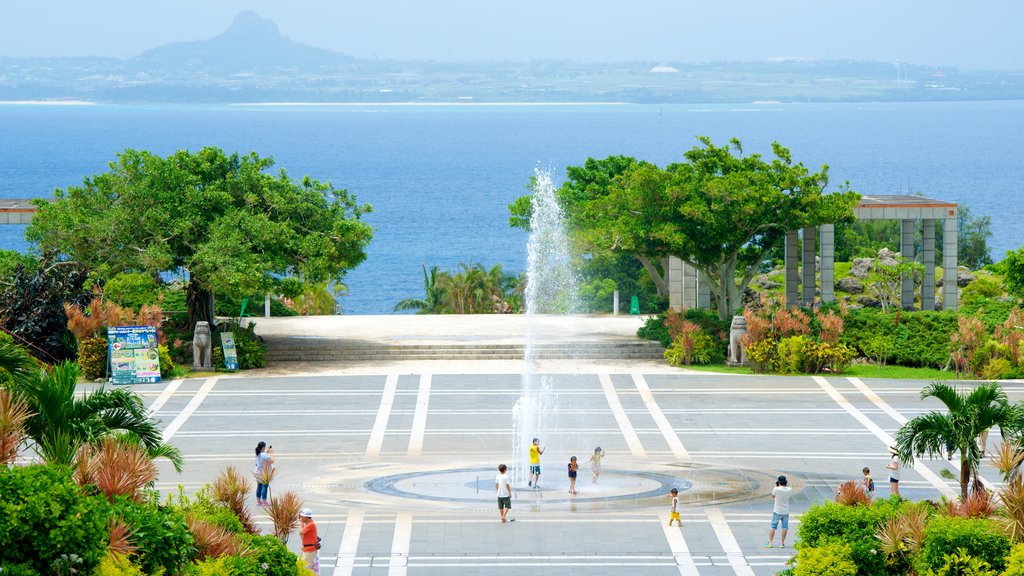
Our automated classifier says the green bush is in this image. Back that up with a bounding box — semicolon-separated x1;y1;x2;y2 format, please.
109;496;197;574
170;486;246;535
77;336;109;380
0;465;108;573
0;563;40;576
187;534;300;576
1001;543;1024;576
917;516;1010;574
777;335;811;374
638;314;671;347
636;309;729;351
103;272;159;310
962;275;1005;304
842;309;959;368
158;344;175;378
797;497;904;576
794;540;857;576
578;277;618;313
94;554;146;576
746;338;779;373
927;547;998;576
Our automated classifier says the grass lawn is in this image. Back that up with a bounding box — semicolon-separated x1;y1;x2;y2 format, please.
681;362;956;380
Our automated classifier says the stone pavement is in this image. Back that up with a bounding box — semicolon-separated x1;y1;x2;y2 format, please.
122;316;1024;575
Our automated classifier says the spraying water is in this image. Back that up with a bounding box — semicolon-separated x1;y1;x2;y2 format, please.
511;169;581;485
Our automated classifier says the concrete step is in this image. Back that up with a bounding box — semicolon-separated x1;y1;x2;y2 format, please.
262;338;665;362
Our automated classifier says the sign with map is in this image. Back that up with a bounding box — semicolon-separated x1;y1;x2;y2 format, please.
107;325;161;384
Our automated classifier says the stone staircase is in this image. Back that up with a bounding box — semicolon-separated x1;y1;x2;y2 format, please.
263;338;666;362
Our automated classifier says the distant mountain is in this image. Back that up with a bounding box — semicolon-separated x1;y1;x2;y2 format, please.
137;11;352;73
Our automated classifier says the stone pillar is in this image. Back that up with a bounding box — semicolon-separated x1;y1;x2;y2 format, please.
819;224;835;304
802;226;817;306
943;214;958;310
921;219;936;310
682;262;698;309
668;256;683;311
697;270;712;310
785;230;799;306
901;219;916;309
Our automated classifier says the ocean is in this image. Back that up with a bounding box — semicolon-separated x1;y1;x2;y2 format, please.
1;101;1022;314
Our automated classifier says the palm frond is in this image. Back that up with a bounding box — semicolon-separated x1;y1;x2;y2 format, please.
0;388;33;465
265;491;303;544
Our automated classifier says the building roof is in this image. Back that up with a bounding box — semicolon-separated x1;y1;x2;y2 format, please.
854;194;957;220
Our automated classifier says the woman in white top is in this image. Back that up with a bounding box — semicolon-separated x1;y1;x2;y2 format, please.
886;446;900;497
254;440;275;506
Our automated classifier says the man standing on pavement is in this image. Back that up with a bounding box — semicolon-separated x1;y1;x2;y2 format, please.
299;508;319;574
765;475;792;548
496;464;512;523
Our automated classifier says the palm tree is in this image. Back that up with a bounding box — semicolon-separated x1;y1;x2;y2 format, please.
895;382;1019;499
0;339;182;470
394;265;446;313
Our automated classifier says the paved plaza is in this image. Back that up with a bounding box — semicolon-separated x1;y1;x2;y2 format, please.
122;316;1022;576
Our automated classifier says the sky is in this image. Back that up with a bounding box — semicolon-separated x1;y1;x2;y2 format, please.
1;1;1021;70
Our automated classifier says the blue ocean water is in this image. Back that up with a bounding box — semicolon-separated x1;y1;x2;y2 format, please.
1;101;1022;314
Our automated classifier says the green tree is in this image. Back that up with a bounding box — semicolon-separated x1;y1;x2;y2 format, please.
1003;247;1024;300
589;138;860;321
895;382;1020;499
394;264;445;313
953;205;994;270
27;147;373;330
0;340;182;469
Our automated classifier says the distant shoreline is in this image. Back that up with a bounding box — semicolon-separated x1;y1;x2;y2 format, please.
230;101;631;107
0;100;95;106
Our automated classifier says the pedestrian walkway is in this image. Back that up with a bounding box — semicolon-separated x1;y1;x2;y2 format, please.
128;365;1023;575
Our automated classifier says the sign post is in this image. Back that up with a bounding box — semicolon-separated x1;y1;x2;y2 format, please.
221;332;239;371
107;326;161;384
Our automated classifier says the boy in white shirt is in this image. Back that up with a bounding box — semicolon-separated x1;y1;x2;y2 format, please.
496;464;512;523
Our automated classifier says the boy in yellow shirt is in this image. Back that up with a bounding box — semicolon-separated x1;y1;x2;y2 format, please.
529;438;544;488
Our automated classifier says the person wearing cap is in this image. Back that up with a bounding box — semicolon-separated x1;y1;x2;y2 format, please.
764;475;792;548
299;508;319;574
886;446;901;497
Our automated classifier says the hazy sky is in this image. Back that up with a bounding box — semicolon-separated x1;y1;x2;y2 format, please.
2;1;1021;70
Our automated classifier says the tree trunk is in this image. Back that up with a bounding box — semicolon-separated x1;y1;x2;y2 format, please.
636;255;668;297
960;455;970;500
186;278;214;332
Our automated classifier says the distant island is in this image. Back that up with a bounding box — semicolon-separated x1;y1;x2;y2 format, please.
2;11;1023;105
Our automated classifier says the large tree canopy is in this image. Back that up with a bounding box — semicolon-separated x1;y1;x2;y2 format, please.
512;138;861;321
27;147;373;328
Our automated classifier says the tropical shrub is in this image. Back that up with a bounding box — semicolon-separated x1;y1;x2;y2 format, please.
793;540;857;576
0;251;91;362
798;497;904;576
842;308;958;368
664;329;723;366
159;343;175;378
108;495;197;574
94;554;146;576
0;465;108;573
78;336;109;380
917;516;1010;574
1003;543;1024;576
745;338;779;373
927;548;998;576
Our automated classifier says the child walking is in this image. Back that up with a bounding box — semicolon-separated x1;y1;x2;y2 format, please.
568;456;579;494
668;488;682;526
590;447;605;483
862;466;875;497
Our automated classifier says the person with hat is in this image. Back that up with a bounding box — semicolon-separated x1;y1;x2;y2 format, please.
886;446;901;497
299;508;319;574
764;475;792;548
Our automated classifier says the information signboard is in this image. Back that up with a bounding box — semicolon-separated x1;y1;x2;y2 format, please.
107;325;161;384
221;332;239;371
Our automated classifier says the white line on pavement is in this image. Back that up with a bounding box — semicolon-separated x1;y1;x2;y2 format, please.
659;511;700;576
408;373;431;457
366;374;399;460
161;377;218;442
599;373;646;458
706;507;756;576
634;373;690;460
389;511;412;576
147;378;183;416
332;509;364;576
813;376;955;498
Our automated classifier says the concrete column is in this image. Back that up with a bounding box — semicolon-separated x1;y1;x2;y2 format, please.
682;261;698;309
802;226;817;306
668;256;683;312
785;230;799;306
900;219;916;309
265;293;271;318
696;270;712;310
943;214;958;310
819;224;835;304
921;219;936;310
